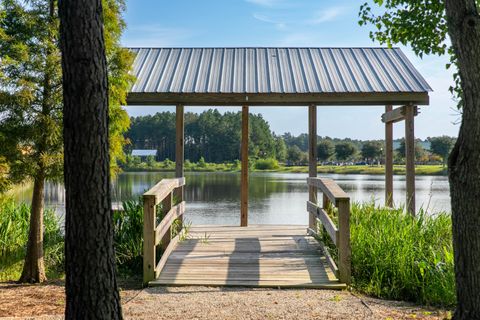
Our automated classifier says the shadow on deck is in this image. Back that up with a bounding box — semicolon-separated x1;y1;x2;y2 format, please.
149;225;346;289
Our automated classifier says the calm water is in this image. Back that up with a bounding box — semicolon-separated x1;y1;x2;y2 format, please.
12;172;451;225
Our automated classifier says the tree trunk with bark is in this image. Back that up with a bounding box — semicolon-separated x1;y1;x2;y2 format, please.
444;0;480;318
59;0;122;318
19;174;46;283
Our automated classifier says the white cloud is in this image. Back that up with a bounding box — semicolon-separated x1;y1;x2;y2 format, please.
253;13;287;30
308;6;348;25
121;25;194;47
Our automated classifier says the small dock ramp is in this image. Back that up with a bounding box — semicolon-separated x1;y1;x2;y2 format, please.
142;177;351;289
150;225;345;289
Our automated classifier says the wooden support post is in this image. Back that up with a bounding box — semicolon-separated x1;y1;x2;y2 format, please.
308;104;318;230
337;199;351;285
143;194;156;284
385;105;393;207
175;104;185;225
405;104;416;216
175;104;184;178
241;105;249;227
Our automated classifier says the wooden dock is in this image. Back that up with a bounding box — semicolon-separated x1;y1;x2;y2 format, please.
149;225;346;289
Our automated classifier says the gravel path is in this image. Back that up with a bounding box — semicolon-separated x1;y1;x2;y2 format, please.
0;283;450;320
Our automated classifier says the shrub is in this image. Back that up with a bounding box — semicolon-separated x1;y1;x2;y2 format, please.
254;158;279;170
198;157;206;168
348;203;455;306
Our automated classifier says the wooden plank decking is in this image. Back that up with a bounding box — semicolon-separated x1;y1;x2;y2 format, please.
149;225;346;289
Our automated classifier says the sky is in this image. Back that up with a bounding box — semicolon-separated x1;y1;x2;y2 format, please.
121;0;460;140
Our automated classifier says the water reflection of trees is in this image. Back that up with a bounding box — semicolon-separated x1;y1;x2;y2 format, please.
113;172;306;203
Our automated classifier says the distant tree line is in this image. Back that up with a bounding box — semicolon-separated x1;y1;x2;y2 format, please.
126;111;456;165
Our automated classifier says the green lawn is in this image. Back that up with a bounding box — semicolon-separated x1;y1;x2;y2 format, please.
279;164;447;175
124;163;447;176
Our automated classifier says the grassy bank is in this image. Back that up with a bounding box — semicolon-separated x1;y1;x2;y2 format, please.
124;160;447;176
319;202;455;306
0;198;64;281
0;197;145;281
1;198;454;307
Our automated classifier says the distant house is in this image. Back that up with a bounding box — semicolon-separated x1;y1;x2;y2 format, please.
131;149;157;161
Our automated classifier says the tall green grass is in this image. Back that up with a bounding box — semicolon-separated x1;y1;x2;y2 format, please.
113;199;143;275
0;197;64;281
349;203;455;306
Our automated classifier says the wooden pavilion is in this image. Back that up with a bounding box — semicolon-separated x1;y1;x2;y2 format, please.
126;47;431;287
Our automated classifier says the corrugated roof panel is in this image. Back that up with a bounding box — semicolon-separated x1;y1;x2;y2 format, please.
350;48;385;92
299;49;321;92
233;48;245;93
132;48;155;92
255;49;268;92
289;48;308;93
277;48;295;93
341;49;372;92
308;49;331;92
362;48;398;92
393;49;432;91
266;48;282;92
206;48;222;93
331;49;359;92
128;47;431;94
372;49;410;92
245;48;257;93
321;48;347;92
180;48;201;93
194;48;212;93
219;49;233;93
169;48;192;92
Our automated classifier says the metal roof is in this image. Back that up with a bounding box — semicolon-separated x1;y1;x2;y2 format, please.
131;149;157;156
127;47;431;106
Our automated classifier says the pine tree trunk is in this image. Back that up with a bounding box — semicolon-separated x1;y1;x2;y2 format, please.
444;1;480;318
18;175;46;283
59;0;122;319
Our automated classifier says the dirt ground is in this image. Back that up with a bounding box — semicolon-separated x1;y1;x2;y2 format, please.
0;281;451;320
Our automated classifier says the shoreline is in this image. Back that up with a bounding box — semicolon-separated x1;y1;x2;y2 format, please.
122;164;448;176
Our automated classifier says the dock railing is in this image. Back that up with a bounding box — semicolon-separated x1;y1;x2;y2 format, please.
307;177;351;284
143;177;185;284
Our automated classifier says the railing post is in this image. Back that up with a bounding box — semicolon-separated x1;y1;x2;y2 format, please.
337;199;351;285
161;192;173;252
143;194;156;284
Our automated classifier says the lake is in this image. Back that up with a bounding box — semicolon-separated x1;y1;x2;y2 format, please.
12;172;451;225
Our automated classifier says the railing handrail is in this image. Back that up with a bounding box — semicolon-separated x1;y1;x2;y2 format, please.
143;177;185;285
306;177;351;285
307;177;349;205
143;177;185;204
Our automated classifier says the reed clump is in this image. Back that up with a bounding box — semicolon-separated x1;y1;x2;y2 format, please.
349;203;455;306
0;197;64;280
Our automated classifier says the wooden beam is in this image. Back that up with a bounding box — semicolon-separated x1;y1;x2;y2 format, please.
381;105;419;123
405;105;416;216
385;105;394;207
127;92;430;107
241;106;249;227
308;104;317;230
